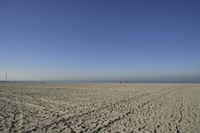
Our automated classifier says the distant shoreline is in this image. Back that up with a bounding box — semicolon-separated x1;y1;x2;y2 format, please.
1;80;200;84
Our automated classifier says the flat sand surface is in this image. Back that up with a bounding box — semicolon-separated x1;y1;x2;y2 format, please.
0;83;200;133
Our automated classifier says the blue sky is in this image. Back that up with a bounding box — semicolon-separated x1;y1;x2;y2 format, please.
0;0;200;81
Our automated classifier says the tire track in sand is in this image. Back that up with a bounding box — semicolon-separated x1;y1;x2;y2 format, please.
8;98;23;133
32;88;173;132
93;88;180;133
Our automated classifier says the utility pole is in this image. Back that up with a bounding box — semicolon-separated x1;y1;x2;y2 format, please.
5;73;7;82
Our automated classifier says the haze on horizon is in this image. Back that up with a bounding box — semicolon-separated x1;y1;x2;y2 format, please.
0;0;200;82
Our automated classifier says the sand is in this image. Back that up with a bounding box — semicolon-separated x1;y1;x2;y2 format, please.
0;83;200;133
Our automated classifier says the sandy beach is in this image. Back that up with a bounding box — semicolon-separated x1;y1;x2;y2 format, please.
0;83;200;133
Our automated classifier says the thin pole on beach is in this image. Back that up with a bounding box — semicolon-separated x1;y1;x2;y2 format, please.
5;73;7;82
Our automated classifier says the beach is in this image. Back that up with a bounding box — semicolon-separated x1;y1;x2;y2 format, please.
0;83;200;132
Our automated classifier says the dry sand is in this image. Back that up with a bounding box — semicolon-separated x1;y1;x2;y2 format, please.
0;83;200;133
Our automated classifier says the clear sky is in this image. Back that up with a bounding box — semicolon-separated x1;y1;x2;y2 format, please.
0;0;200;82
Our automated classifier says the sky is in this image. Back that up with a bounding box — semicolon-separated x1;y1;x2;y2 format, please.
0;0;200;82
